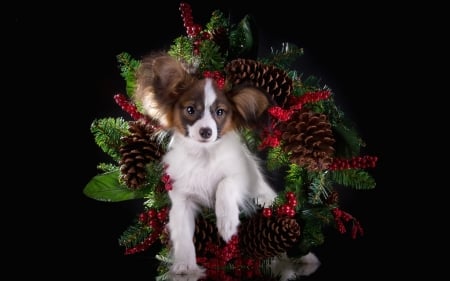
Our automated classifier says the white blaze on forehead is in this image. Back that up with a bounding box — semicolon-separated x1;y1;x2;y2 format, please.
204;79;216;108
187;78;219;142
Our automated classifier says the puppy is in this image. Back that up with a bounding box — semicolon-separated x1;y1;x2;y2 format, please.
134;52;277;275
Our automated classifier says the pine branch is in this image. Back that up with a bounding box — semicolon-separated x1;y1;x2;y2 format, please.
292;207;333;256
168;36;194;65
96;162;118;173
118;222;152;249
90;117;129;162
331;169;376;190
284;163;305;192
261;42;304;70
332;120;364;158
240;128;260;152
198;40;226;72
116;52;140;98
307;171;331;205
144;190;170;210
292;75;323;97
266;146;290;171
205;9;229;31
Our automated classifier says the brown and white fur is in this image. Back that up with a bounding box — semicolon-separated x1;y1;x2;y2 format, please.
134;52;277;275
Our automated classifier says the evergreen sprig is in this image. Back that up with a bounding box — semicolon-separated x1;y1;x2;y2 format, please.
116;52;141;97
90;117;129;161
205;10;229;31
168;36;195;65
198;40;226;72
96;162;118;173
307;172;331;205
119;222;152;249
262;42;304;70
266;146;290;171
331;169;376;190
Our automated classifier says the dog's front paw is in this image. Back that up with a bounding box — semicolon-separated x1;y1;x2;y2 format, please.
170;263;204;276
216;215;239;242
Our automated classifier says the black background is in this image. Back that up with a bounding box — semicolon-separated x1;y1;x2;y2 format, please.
11;0;411;279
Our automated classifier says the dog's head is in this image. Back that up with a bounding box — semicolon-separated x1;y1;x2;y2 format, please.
134;53;269;143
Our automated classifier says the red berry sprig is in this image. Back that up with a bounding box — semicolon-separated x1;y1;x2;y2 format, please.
288;89;331;111
262;191;298;218
179;2;202;38
113;93;144;120
329;155;378;170
125;206;169;255
276;191;298;217
332;208;364;239
203;70;225;89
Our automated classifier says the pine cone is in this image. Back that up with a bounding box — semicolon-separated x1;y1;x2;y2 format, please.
193;216;225;256
119;119;163;189
225;59;293;108
193;213;300;260
278;110;335;171
239;214;301;260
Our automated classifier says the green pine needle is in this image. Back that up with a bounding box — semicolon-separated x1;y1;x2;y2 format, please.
307;171;331;205
332;122;364;158
331;169;376;190
205;10;229;31
266;146;290;171
168;36;195;65
90;117;129;162
261;42;304;70
118;222;152;248
96;162;118;173
198;40;226;72
116;52;140;98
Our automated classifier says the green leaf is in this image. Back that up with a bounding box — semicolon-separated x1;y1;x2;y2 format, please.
229;14;258;59
83;171;146;202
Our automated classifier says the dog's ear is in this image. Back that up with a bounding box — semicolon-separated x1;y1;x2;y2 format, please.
229;86;270;128
134;53;194;126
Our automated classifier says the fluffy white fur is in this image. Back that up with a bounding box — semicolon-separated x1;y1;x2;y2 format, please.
134;53;277;275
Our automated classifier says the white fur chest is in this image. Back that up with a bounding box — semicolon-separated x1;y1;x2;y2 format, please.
163;131;252;208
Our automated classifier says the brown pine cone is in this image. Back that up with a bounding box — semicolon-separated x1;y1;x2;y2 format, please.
239;214;301;260
193;216;225;256
225;58;293;108
278;109;335;171
119;119;163;189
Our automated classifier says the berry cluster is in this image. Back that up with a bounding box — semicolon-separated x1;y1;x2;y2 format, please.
203;70;225;89
197;235;263;279
332;208;364;239
124;207;169;255
329;155;378;170
263;191;298;218
113;93;144;120
179;2;212;55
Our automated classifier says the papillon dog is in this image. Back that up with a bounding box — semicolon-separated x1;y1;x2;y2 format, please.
134;52;277;275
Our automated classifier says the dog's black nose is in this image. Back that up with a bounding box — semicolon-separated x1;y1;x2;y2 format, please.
199;127;212;139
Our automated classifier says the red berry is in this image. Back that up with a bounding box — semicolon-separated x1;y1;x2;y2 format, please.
262;208;272;217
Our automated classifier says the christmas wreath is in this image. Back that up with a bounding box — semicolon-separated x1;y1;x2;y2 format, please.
84;2;378;279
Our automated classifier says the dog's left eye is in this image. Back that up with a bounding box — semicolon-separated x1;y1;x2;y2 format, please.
186;106;195;115
216;108;224;116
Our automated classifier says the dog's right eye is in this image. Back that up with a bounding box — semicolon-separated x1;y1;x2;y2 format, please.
186;106;195;115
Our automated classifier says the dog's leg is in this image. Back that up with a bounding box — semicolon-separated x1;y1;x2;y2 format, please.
215;178;242;242
168;194;203;275
255;180;277;208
